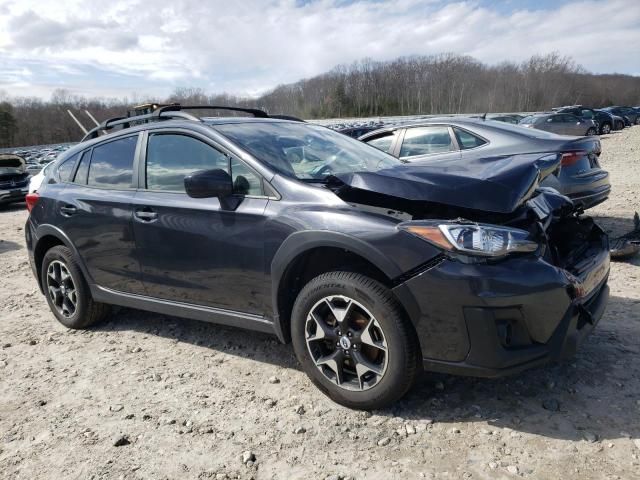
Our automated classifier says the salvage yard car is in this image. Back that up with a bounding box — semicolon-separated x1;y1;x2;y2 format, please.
359;118;611;210
25;105;610;409
0;153;30;206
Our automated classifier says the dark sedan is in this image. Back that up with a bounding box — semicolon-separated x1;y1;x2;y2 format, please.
359;118;610;209
555;106;615;135
602;106;640;125
519;113;598;136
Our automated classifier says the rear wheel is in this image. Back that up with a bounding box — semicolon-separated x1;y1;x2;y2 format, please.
291;271;421;409
586;127;597;136
42;246;110;329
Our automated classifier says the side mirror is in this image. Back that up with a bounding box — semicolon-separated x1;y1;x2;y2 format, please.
184;169;232;199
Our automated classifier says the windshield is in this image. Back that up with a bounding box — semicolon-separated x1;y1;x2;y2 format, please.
519;116;536;124
213;122;401;181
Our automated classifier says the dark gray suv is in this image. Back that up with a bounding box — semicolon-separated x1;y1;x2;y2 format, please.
25;106;610;409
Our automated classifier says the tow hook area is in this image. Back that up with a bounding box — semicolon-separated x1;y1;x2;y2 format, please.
576;303;595;325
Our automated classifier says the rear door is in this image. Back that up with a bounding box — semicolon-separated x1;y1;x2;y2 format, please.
131;129;270;315
55;134;145;294
396;125;461;163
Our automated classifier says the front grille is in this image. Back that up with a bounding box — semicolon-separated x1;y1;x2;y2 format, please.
0;178;28;189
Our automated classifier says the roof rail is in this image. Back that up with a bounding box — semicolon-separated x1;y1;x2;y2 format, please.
80;104;272;142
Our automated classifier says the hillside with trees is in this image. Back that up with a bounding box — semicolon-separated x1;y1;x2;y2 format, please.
1;53;639;148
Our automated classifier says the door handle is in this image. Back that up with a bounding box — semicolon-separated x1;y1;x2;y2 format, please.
134;208;158;222
60;205;77;216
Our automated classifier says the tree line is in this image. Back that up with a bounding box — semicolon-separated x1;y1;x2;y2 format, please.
1;52;639;148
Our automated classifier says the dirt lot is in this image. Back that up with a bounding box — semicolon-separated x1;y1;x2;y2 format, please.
1;128;639;480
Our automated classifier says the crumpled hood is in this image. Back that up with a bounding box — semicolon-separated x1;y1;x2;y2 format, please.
0;154;27;176
332;153;560;214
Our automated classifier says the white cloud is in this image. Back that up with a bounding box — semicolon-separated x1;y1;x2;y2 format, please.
0;0;638;99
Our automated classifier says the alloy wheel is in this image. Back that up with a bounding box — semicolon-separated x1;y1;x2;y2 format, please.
602;124;611;134
46;260;78;318
305;295;388;391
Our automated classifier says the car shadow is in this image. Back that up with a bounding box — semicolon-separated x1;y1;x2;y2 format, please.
592;213;638;239
0;239;23;254
91;306;299;369
0;201;27;212
92;292;640;442
388;293;640;442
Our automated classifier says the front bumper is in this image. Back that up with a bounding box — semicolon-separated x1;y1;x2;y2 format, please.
0;187;28;204
392;227;610;378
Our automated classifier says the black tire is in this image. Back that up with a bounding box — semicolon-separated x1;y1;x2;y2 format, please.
586;127;597;136
616;120;624;130
635;117;640;126
291;271;421;410
600;123;611;135
41;245;110;329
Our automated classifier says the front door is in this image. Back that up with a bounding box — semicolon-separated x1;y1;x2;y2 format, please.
132;131;269;315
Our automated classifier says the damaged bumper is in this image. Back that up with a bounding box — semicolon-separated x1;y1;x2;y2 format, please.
392;223;610;378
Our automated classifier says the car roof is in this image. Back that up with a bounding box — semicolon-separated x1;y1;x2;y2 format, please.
202;117;294;126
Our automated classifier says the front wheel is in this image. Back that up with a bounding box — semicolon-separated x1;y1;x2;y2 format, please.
586;127;597;136
291;271;422;409
42;246;110;329
600;123;611;135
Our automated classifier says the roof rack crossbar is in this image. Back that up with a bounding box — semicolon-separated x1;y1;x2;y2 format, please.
81;104;272;142
156;105;269;118
81;110;203;142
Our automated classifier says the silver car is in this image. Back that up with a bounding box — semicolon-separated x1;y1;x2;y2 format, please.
520;113;598;136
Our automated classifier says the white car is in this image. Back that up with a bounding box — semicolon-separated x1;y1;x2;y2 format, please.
28;162;52;193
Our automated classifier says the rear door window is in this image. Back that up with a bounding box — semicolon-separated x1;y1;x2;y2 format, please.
146;133;229;192
87;136;137;189
453;128;487;150
400;126;454;158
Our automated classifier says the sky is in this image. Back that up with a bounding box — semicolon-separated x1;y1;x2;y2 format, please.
0;0;639;100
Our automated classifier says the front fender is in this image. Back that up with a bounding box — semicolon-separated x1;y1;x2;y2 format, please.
269;228;433;341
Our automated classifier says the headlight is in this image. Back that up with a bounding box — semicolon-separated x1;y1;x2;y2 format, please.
400;222;538;257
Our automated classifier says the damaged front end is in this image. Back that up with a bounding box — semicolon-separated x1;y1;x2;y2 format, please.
328;155;610;377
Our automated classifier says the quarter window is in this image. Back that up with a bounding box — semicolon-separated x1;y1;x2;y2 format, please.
231;158;262;195
453;128;487;150
365;132;397;153
57;154;78;182
400;126;454;158
87;136;137;188
146;134;229;192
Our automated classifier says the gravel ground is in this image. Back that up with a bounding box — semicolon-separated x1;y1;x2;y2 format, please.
1;128;639;480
